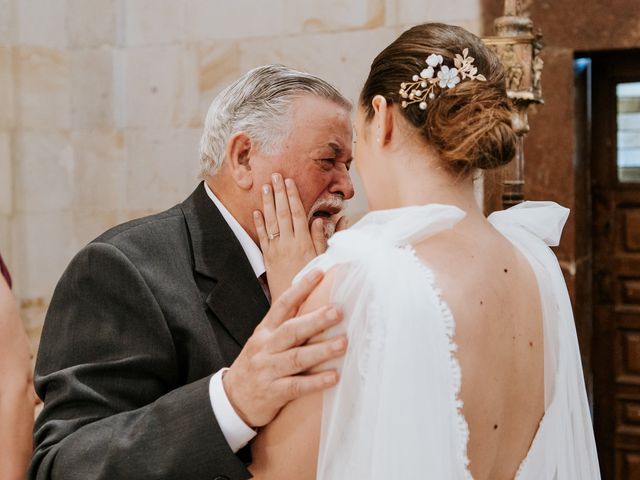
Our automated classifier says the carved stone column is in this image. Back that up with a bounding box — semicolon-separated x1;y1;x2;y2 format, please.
483;0;544;208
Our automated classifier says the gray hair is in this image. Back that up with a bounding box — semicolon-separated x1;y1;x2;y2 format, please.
199;64;351;178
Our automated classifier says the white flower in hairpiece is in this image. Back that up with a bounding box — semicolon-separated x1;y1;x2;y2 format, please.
426;54;443;67
420;66;435;79
399;48;484;111
437;65;460;89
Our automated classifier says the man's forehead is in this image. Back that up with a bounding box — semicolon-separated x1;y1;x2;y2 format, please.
288;122;352;152
290;97;352;127
284;97;353;152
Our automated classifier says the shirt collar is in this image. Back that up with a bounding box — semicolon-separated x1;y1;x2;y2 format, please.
204;182;265;279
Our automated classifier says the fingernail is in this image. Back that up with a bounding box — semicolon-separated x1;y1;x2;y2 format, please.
285;178;294;188
306;269;322;283
272;173;281;184
262;185;270;195
253;211;260;219
324;372;337;385
326;307;338;321
331;338;346;352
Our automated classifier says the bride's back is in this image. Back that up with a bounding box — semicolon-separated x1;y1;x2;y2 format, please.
413;215;544;480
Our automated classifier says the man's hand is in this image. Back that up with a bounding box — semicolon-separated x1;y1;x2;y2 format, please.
223;269;346;428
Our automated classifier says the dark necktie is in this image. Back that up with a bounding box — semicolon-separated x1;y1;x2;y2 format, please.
259;273;271;305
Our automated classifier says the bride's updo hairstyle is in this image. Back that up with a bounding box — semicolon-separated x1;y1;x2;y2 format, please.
360;23;517;174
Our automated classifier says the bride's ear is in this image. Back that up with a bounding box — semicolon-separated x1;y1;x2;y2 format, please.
371;95;394;148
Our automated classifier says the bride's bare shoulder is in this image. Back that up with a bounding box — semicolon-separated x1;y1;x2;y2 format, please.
248;266;343;480
249;385;322;479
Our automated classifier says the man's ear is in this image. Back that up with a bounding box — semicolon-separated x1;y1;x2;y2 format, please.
226;132;254;190
371;95;394;147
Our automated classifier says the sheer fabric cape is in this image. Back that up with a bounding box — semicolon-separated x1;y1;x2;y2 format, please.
294;201;600;480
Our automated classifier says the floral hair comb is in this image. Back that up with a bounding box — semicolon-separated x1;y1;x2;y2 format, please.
399;49;487;110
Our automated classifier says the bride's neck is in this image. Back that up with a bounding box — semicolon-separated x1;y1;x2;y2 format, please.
379;148;482;216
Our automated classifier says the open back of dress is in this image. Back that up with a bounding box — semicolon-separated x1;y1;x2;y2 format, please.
294;202;600;480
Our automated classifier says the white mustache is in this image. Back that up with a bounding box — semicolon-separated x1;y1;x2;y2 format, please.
307;196;345;222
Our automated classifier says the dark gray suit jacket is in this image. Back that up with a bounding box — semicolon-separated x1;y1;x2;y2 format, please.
30;183;270;480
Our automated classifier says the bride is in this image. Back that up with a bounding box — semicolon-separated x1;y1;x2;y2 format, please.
248;23;600;479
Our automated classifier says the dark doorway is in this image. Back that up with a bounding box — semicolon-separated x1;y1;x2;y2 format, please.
588;49;640;480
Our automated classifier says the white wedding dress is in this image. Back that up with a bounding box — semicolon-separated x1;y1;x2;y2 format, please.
294;201;600;479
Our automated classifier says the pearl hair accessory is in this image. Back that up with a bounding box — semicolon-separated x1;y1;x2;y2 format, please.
399;49;487;110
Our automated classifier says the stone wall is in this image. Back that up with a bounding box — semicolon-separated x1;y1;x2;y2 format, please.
0;0;483;352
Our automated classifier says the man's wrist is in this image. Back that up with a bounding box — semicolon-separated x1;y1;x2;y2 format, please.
221;368;253;427
209;369;256;453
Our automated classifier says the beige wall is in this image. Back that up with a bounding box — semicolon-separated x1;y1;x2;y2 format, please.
0;0;482;351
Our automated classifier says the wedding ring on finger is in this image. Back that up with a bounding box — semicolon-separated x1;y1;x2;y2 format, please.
268;231;280;240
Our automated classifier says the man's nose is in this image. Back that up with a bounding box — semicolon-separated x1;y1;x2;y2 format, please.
330;167;355;200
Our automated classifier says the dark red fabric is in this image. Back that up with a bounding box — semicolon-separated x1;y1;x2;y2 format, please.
0;253;11;288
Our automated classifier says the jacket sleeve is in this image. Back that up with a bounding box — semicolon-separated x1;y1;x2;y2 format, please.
29;242;251;480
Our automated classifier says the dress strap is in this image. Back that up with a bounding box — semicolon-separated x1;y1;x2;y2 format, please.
337;204;466;247
488;201;570;247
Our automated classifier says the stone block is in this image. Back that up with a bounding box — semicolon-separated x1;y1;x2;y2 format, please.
239;27;398;104
67;0;119;48
197;41;242;127
14;131;74;213
117;208;157;223
0;214;10;262
284;0;385;34
0;131;11;215
0;0;16;44
0;46;14;128
10;210;74;300
383;0;398;26
70;47;116;129
124;0;184;46
394;18;482;37
125;128;201;211
15;46;70;129
17;0;67;48
396;0;480;26
117;45;199;128
72;130;126;211
391;18;482;50
71;209;120;251
185;0;287;41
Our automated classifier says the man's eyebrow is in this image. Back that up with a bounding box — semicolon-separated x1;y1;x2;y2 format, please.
327;141;352;164
328;142;343;155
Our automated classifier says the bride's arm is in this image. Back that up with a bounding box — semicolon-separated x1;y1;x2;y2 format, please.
249;270;339;480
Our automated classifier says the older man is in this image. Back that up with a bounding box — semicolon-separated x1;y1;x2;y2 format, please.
30;65;354;480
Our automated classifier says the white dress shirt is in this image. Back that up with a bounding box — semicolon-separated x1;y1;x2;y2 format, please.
204;182;263;452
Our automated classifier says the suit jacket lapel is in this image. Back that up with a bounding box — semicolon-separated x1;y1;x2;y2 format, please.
181;182;270;347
